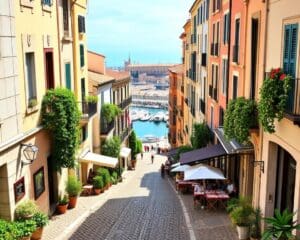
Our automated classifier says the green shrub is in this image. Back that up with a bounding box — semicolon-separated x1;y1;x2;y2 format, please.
65;175;82;197
190;122;212;149
111;171;118;184
15;200;38;220
101;137;121;158
229;197;254;227
0;220;16;240
17;220;36;237
96;168;111;186
93;176;104;189
32;211;49;228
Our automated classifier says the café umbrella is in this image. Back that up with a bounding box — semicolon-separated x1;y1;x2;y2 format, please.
184;164;226;180
171;164;192;172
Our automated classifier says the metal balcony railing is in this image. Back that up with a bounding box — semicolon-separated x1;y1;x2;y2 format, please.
80;102;97;118
118;96;132;109
101;121;115;135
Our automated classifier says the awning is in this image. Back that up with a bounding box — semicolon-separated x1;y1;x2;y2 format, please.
214;127;254;154
79;152;118;168
162;147;179;158
179;144;226;165
120;147;131;158
184;163;226;180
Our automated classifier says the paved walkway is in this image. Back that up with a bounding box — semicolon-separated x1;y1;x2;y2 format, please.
42;151;238;240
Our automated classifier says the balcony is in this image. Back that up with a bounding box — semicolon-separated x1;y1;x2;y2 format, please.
80;102;97;119
120;125;132;142
200;99;205;114
213;88;218;101
285;78;300;125
201;53;207;67
233;45;239;63
209;85;213;97
118;96;132;109
101;121;115;135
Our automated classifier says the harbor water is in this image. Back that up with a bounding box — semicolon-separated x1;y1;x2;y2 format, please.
130;107;168;140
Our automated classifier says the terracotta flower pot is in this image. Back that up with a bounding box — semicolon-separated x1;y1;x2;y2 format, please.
21;236;31;240
56;204;68;214
68;196;78;209
94;188;101;195
31;227;44;240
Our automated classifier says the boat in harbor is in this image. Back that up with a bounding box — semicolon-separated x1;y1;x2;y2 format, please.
140;111;151;121
152;112;165;123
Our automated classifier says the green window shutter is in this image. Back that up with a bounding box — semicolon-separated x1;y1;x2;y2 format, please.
80;44;84;67
289;24;298;78
65;63;71;89
283;24;291;74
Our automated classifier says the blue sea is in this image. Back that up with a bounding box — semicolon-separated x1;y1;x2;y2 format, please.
130;107;168;139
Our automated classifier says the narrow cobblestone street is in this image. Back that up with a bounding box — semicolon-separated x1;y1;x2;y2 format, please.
68;152;189;240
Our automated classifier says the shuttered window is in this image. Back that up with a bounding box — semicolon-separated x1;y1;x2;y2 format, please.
65;63;71;89
80;44;84;67
78;16;86;33
283;23;298;112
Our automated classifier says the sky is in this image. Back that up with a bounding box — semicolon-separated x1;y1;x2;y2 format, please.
87;0;194;68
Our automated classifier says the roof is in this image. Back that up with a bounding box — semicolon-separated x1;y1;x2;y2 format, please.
214;127;254;154
88;71;115;86
179;144;227;165
169;64;184;74
127;63;176;68
87;50;105;58
106;69;130;81
189;0;201;13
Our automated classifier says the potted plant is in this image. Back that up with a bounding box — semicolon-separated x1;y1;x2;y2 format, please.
262;209;300;240
56;195;69;214
258;68;291;133
251;208;262;240
230;198;254;240
93;176;104;195
65;175;82;209
16;220;37;240
31;211;49;240
85;95;98;103
96;168;111;190
28;98;38;109
15;200;38;220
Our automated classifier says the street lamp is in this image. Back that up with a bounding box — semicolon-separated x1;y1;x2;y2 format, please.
21;143;39;165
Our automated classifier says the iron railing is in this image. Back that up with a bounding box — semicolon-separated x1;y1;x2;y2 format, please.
118;96;132;109
80;102;97;118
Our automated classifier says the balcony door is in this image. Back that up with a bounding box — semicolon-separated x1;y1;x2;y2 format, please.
44;49;54;90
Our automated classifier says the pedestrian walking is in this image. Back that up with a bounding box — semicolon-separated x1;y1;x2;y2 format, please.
161;164;165;178
141;152;143;160
151;154;154;164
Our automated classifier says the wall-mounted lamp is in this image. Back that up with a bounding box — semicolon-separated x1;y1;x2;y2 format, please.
253;160;264;173
21;143;39;165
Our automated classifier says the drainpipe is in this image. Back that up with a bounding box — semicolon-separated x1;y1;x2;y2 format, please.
56;0;62;86
226;0;232;105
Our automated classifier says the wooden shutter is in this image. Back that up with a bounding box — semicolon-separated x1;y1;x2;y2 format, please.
65;63;71;89
283;25;291;74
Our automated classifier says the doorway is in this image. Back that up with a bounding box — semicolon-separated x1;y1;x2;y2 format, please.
47;156;58;213
275;146;296;213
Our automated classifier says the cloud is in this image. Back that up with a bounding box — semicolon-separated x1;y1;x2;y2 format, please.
87;0;193;67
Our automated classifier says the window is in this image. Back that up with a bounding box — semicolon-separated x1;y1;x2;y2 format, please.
283;23;298;112
223;13;229;44
62;0;69;34
250;18;259;100
222;59;228;95
233;18;240;63
80;44;85;67
42;0;52;6
233;75;238;99
45;50;54;90
210;106;214;129
65;63;71;89
200;5;203;24
25;52;37;104
81;125;88;143
206;0;209;20
78;15;86;33
81;78;85;103
219;107;224;126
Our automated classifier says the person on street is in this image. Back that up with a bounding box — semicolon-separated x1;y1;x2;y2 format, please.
141;152;143;160
161;164;165;178
151;154;154;164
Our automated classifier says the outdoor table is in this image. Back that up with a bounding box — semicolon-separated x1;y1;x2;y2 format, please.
177;181;196;193
205;191;229;210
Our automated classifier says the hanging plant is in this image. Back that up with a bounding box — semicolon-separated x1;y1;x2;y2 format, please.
101;103;121;124
224;97;258;144
258;68;291;133
41;88;80;170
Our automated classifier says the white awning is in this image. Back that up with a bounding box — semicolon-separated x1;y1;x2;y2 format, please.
79;152;118;168
120;147;131;158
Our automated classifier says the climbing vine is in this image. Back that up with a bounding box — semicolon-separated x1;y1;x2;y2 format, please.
41;88;81;170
